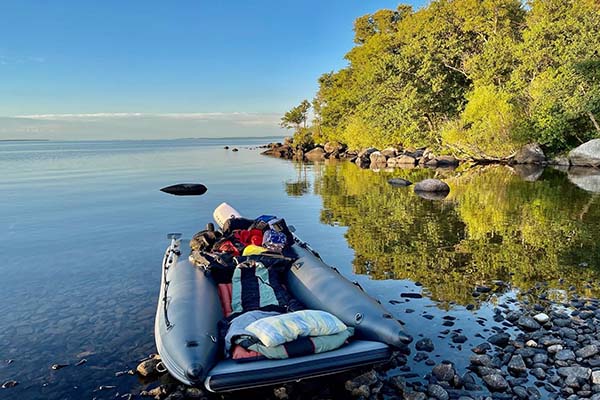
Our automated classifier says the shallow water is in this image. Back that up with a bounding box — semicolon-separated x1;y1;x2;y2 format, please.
1;140;599;399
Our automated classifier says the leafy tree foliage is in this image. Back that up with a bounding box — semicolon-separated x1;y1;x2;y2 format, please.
291;0;600;156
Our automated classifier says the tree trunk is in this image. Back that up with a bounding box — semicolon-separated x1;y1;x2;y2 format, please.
588;111;600;133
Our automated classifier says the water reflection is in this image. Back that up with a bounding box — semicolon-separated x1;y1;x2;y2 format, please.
298;161;600;305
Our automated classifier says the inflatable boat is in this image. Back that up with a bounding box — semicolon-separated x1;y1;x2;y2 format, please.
154;203;411;392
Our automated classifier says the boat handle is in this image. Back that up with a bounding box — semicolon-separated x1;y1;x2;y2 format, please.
354;313;363;324
155;361;167;373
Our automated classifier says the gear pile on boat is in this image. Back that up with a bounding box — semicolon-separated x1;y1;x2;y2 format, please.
154;203;411;392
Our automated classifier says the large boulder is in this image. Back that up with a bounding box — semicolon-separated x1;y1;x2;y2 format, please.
369;151;387;165
569;139;600;167
324;141;345;154
414;179;450;193
436;155;459;166
515;143;546;164
355;147;378;168
396;155;417;166
304;147;326;161
381;147;398;158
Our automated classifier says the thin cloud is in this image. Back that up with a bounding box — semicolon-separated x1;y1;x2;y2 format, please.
14;112;280;125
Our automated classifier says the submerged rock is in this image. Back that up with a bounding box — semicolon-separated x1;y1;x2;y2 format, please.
388;178;412;187
414;179;450;193
136;355;162;377
1;380;18;389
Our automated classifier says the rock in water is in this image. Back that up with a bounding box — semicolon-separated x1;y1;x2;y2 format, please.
487;333;510;347
569;138;600;167
160;183;207;196
304;147;326;161
517;315;541;331
415;338;434;352
388;178;412;187
533;313;549;324
396;155;417;165
414;179;450;193
514;143;546;164
432;362;455;382
136;355;161;376
482;374;509;391
508;355;527;375
1;380;18;388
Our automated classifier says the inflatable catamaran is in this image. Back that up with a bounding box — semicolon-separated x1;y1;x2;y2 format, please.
154;203;411;392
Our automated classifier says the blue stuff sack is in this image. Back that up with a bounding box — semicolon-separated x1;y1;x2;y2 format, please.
262;229;287;252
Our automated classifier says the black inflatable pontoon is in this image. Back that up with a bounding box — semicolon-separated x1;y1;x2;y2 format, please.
154;203;411;392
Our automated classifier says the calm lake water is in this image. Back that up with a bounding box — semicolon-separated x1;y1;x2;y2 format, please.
1;139;599;399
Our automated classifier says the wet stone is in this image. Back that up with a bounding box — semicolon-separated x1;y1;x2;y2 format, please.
1;380;18;389
415;338;434;352
452;335;468;344
472;343;491;354
576;344;599;359
517;315;541;331
136;356;161;377
531;367;546;380
508;355;527;375
482;374;509;391
432;363;456;382
470;354;492;367
401;293;423;299
533;313;550;324
428;384;449;400
558;366;592;380
488;333;511;347
555;349;576;361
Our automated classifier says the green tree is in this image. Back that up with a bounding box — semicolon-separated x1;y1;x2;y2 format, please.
281;100;311;130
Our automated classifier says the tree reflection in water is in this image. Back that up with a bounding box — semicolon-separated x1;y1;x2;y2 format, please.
290;161;600;306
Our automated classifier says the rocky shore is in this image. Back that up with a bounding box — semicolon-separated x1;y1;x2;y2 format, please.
260;138;600;174
29;285;599;400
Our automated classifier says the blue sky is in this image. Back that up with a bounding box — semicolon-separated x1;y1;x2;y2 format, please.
0;0;424;139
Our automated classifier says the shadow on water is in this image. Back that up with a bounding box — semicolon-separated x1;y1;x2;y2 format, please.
291;160;600;307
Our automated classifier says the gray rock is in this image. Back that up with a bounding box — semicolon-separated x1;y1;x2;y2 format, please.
555;349;576;361
136;356;161;376
355;147;378;168
488;333;511;347
388;178;412;187
593;370;600;385
576;344;599;359
568;167;600;193
304;147;326;161
1;380;18;389
557;366;592;380
435;155;459;166
414;179;450;193
351;385;370;398
345;370;378;391
427;384;449;400
396;155;417;165
533;313;549;324
550;156;570;166
515;143;546;164
415;338;434;352
482;373;509;391
369;151;387;164
432;363;456;382
569;139;600;167
547;344;564;354
470;355;492;367
508;355;527;375
517;315;541;331
381;147;398;158
323;141;345;154
531;367;546;380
